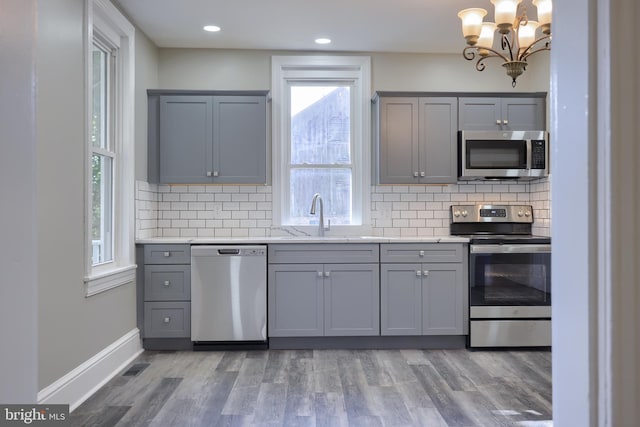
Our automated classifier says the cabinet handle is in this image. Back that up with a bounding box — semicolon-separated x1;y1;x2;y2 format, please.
496;119;502;125
163;251;170;257
503;120;509;125
317;271;323;278
423;270;429;276
420;172;425;177
206;171;212;177
324;271;331;277
413;172;419;178
163;317;171;324
419;250;425;257
163;280;171;287
416;270;422;277
213;171;219;177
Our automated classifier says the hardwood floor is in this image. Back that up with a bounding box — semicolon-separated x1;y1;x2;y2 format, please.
70;348;552;427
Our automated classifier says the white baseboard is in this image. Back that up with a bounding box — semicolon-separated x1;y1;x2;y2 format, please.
37;328;143;411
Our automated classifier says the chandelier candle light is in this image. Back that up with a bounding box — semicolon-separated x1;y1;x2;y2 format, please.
458;0;552;87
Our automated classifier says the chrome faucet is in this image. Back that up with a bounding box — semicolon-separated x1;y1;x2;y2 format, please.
309;193;330;237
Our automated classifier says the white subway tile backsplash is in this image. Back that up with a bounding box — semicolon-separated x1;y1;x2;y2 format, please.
136;179;552;239
179;193;197;202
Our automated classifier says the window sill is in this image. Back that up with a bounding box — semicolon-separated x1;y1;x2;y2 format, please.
85;264;136;297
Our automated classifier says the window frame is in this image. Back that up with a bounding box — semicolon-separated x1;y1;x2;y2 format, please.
271;56;371;232
84;0;136;297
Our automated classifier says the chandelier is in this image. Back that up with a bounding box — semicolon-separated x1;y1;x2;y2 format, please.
457;0;552;87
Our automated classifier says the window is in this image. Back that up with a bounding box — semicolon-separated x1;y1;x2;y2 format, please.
91;39;115;265
272;56;371;230
84;0;135;296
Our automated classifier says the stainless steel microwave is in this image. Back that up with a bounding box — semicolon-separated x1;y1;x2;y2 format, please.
458;130;549;180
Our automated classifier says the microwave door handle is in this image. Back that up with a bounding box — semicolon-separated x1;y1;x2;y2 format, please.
526;140;533;169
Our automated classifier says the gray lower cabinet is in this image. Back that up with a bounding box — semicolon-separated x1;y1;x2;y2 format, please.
148;91;268;184
268;263;324;337
140;244;191;341
374;96;458;184
268;244;380;337
380;244;467;336
458;96;546;131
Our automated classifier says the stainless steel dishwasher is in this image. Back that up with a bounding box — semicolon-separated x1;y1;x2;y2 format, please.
191;245;267;345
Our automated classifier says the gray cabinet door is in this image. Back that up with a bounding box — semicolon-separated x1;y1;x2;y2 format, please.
376;96;457;184
380;263;422;336
458;97;501;130
501;97;545;130
422;263;464;335
324;263;380;336
143;301;191;338
213;96;267;184
377;97;420;184
159;96;213;183
144;265;191;301
418;97;458;183
268;264;324;337
459;96;545;130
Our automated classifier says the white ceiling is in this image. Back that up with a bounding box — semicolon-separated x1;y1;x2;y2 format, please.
113;0;541;54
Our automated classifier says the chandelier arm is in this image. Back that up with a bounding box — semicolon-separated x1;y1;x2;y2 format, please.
475;57;487;72
471;46;512;63
520;45;552;62
500;33;516;62
462;46;478;61
518;34;552;60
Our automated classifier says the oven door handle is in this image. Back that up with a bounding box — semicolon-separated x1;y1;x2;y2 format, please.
470;244;551;254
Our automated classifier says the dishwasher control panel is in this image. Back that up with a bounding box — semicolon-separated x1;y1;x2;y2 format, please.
240;248;266;256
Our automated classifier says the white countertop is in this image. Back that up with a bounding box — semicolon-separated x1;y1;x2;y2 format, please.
136;236;470;244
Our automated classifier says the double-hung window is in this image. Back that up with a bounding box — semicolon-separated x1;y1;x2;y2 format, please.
272;56;371;231
84;0;135;296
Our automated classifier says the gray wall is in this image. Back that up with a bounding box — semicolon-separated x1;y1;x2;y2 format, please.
0;0;38;403
35;0;141;390
157;48;550;92
134;28;160;180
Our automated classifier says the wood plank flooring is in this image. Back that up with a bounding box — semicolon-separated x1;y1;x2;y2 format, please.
70;349;552;427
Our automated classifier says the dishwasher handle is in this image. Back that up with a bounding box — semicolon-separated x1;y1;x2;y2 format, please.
217;249;240;255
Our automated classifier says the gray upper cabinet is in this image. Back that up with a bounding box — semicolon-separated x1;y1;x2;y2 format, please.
159;96;212;184
375;96;458;184
148;91;268;184
213;96;267;184
458;96;545;130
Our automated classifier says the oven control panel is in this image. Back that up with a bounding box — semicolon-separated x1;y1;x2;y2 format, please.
451;204;533;223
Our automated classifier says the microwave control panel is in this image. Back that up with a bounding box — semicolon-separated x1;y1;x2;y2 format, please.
531;140;546;169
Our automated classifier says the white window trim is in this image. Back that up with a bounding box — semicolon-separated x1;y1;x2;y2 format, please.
271;55;371;234
84;0;136;297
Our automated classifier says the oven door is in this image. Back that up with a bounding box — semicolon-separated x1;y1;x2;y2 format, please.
469;244;551;307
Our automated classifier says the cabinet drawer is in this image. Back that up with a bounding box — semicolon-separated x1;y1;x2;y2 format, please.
144;265;191;301
144;244;191;264
143;302;191;338
380;243;464;263
268;244;379;264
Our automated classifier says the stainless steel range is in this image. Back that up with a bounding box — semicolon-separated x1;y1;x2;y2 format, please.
450;204;551;348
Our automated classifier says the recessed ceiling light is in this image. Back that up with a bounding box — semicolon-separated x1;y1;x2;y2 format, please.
203;25;221;32
315;38;331;45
